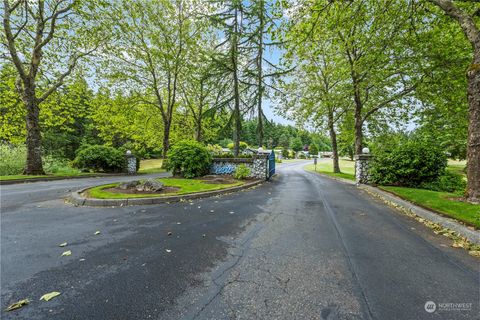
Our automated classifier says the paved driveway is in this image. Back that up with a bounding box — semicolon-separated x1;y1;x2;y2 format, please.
1;161;478;319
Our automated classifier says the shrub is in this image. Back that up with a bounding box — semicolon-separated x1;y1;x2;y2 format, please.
72;145;125;173
275;159;282;164
165;140;212;178
212;153;253;159
227;141;248;152
233;164;250;179
298;153;306;159
43;155;80;175
419;171;466;194
207;144;224;156
370;137;447;187
282;148;289;159
0;144;26;175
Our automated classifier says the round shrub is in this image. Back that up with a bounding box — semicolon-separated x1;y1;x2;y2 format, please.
370;138;447;187
72;145;125;173
233;164;251;180
227;141;248;152
165;140;212;178
418;171;466;194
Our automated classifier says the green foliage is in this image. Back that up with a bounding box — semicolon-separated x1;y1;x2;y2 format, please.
42;155;81;175
233;164;250;180
298;153;306;159
419;171;466;194
227;141;248;151
0;144;26;175
370;137;447;187
282;148;289;159
207;144;224;156
72;145;125;173
309;144;319;157
213;153;253;159
290;137;303;152
165;140;212;178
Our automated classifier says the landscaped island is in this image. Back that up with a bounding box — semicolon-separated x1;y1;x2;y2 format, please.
86;176;244;199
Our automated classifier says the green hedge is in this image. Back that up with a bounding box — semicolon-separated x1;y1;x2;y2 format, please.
72;145;125;173
165;140;212;178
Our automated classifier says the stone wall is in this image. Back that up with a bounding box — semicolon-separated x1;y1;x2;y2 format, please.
355;154;373;184
211;156;268;180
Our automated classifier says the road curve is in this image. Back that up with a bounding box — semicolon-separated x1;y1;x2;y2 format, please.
0;161;478;319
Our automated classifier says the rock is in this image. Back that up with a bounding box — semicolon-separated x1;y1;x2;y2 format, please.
118;180;140;190
135;179;164;192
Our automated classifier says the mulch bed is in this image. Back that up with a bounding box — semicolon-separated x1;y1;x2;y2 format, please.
198;175;238;184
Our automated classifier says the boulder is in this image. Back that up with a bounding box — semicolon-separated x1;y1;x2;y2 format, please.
118;180;140;190
135;179;164;192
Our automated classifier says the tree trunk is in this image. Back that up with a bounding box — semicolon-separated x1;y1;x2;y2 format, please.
162;120;171;159
354;107;363;155
23;90;45;175
232;7;241;157
194;116;202;142
466;62;480;203
328;113;341;174
256;0;264;148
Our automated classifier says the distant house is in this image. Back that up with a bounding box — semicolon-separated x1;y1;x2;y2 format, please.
319;151;333;158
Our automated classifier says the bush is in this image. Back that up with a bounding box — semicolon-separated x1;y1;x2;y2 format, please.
419;171;466;194
207;144;224;156
0;144;26;175
275;159;282;164
72;145;125;173
227;141;248;152
298;153;306;159
212;153;253;159
165;140;212;178
43;155;80;175
370;137;447;187
233;164;250;179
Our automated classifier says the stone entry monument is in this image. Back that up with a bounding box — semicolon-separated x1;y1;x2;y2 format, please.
355;147;373;184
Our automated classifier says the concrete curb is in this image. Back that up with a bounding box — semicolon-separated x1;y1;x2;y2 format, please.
359;184;480;245
68;180;264;207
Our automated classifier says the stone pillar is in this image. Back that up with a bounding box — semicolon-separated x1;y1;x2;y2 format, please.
125;150;137;175
355;148;373;184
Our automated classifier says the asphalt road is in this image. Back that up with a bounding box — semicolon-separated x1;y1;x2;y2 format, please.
1;161;478;320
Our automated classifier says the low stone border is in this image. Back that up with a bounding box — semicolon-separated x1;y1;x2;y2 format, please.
68;179;263;207
0;172;154;185
305;170;479;245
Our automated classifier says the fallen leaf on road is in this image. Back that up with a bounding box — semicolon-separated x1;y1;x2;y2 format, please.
94;231;101;235
61;250;72;257
210;210;214;213
5;299;29;311
167;232;173;236
166;249;172;253
79;258;85;262
59;242;67;247
202;234;206;238
468;250;480;257
176;222;181;225
40;292;61;302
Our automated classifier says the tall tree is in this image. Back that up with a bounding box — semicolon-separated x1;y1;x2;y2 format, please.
425;0;480;202
106;0;200;158
1;0;106;174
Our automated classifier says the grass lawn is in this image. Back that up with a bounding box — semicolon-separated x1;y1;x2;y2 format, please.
381;186;480;229
447;159;467;179
87;177;244;199
138;159;166;174
0;171;95;181
304;158;356;181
